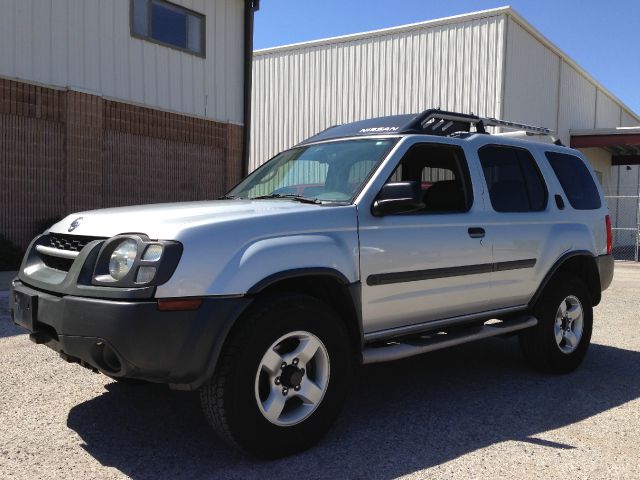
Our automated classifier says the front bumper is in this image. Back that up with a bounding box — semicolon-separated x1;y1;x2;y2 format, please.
9;280;252;389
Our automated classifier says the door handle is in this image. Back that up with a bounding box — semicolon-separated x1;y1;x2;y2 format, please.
468;227;485;239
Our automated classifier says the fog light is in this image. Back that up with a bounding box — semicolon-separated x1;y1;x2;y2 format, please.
136;266;157;284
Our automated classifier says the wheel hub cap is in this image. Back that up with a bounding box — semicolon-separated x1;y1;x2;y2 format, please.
554;295;584;354
280;364;304;388
254;331;330;427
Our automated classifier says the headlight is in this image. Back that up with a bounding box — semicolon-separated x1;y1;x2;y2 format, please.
108;240;138;280
92;235;182;288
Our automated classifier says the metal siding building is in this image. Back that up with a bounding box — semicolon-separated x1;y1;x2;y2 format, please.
250;7;640;178
0;0;245;124
0;0;255;248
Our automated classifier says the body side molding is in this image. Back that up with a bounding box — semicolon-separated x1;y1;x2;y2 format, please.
367;258;537;286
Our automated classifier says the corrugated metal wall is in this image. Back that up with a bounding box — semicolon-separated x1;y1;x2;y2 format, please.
596;90;623;129
251;12;506;169
622;110;639;127
557;62;597;141
502;17;560;133
251;9;639;169
503;14;639;144
0;0;245;124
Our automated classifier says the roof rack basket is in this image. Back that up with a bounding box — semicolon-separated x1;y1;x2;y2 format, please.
406;109;553;136
298;108;556;146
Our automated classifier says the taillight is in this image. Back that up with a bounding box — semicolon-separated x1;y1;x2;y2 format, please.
605;215;613;255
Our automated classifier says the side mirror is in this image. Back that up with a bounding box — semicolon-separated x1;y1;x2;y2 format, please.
372;181;423;216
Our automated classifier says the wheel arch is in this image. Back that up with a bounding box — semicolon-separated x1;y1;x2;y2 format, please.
248;269;364;361
530;251;602;307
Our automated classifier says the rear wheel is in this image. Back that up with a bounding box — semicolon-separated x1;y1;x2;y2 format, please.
200;293;353;458
520;273;593;373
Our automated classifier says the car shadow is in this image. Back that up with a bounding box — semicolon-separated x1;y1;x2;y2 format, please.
66;338;640;480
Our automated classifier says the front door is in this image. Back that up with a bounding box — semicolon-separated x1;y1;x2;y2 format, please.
358;141;495;338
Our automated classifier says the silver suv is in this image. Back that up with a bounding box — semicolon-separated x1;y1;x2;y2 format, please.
10;110;614;458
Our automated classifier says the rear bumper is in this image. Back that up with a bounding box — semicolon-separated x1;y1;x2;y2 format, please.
596;254;614;292
9;280;252;389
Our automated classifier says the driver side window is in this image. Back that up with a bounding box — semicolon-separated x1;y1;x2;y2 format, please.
388;144;473;213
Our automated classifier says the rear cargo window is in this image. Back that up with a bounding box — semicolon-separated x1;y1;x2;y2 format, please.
545;152;601;210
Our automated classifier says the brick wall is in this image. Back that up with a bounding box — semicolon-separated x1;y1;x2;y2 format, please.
0;78;244;247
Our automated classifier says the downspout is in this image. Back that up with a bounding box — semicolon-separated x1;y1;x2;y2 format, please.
242;0;259;178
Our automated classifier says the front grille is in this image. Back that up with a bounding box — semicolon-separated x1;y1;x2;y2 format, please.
48;233;103;252
40;254;75;272
39;233;105;272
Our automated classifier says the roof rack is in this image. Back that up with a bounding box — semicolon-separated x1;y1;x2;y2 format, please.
405;109;553;136
298;109;553;145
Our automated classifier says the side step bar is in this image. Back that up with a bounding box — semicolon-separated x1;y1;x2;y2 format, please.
362;316;537;365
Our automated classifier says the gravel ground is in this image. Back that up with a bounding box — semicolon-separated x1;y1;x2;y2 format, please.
0;272;16;290
1;265;639;480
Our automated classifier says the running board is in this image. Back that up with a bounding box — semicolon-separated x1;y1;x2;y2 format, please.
362;316;538;364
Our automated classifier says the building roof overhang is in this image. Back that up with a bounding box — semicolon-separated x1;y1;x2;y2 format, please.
571;128;640;165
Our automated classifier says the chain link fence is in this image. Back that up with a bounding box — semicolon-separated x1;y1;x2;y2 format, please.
604;193;640;261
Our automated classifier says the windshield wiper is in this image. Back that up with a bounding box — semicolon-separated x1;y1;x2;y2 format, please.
219;195;241;200
251;194;321;204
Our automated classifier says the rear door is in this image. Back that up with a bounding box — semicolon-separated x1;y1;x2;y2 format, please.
357;139;495;338
476;144;554;308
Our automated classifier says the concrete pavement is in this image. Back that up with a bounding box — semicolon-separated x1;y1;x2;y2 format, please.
0;271;16;290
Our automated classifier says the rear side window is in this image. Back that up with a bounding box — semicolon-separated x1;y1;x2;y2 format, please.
479;146;548;212
545;152;601;210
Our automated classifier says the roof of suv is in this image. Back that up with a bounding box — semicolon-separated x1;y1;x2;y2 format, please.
298;109;555;146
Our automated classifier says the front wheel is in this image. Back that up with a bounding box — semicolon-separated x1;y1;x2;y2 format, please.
520;273;593;373
200;293;353;458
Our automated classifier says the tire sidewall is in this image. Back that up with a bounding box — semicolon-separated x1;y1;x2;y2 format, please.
533;274;593;369
222;295;353;458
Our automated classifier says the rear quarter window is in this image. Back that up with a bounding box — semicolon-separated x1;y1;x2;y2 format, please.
545;152;601;210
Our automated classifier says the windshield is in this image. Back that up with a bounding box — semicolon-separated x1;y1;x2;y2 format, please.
229;139;396;202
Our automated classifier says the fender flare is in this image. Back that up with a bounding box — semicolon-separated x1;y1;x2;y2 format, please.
528;250;601;308
247;267;352;293
247;267;365;355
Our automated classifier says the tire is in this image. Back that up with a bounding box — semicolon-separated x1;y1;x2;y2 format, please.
200;293;354;459
519;272;593;374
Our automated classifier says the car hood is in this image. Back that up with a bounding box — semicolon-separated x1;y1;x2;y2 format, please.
48;199;330;239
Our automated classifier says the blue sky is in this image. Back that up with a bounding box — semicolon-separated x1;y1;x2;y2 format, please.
254;0;640;116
